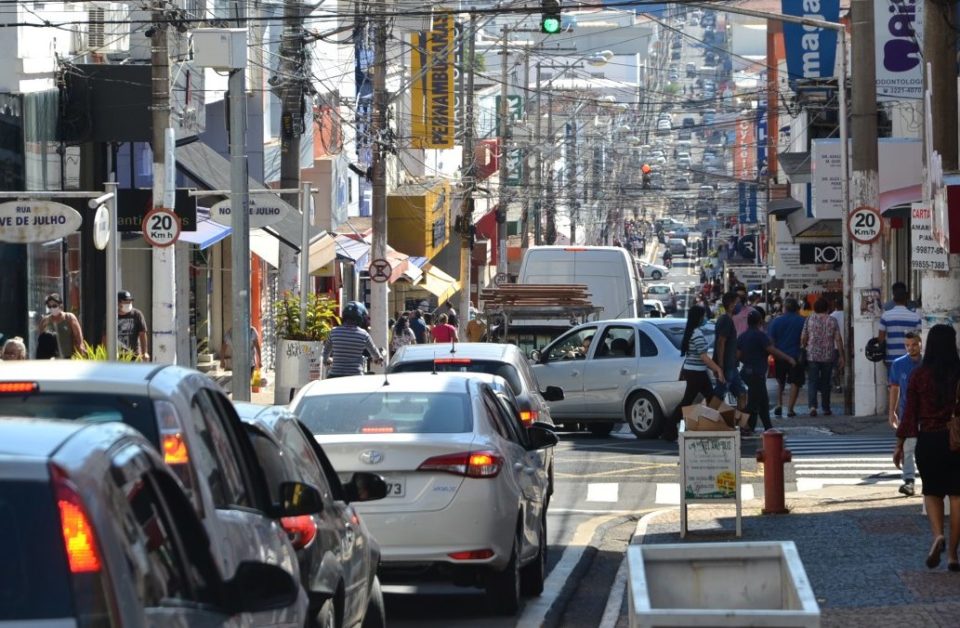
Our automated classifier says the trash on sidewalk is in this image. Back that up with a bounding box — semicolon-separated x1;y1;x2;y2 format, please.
626;541;820;628
682;404;733;432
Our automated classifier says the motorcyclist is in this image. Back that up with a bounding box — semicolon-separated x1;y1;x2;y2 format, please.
662;248;673;268
323;301;383;378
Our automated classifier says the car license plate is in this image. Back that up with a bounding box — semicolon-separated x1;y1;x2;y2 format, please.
383;478;405;498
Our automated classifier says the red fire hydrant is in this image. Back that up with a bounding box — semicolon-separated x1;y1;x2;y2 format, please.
756;429;791;514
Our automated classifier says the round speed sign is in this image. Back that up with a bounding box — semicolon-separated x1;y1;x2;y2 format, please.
142;208;181;248
848;206;881;244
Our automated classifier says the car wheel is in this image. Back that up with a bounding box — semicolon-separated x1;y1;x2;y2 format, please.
314;598;337;628
361;577;386;628
587;422;614;437
520;513;547;596
487;529;522;615
626;392;664;439
652;270;662;280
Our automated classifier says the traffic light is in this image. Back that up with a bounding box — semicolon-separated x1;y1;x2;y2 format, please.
541;0;562;34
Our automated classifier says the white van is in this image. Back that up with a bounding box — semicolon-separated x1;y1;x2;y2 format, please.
517;246;643;320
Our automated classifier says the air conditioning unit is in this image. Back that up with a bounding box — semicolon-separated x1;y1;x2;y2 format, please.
75;2;130;53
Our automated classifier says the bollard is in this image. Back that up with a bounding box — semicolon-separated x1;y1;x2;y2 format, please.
756;429;791;514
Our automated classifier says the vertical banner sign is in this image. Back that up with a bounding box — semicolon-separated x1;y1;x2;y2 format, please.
733;113;756;181
426;12;454;148
505;148;524;186
910;203;948;271
454;20;463;138
738;182;748;224
875;0;923;101
748;183;758;224
756;103;768;177
410;31;427;146
781;0;839;85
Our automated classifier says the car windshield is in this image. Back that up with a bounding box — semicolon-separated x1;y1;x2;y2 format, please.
0;479;75;620
390;359;523;396
648;286;670;294
296;392;473;435
0;393;158;445
655;322;716;351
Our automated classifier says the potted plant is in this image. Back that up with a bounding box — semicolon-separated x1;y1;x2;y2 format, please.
273;292;340;401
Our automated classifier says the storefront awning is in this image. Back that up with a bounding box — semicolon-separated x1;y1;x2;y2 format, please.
420;263;460;303
176;140;306;250
778;152;811;184
768;197;804;221
179;207;230;249
249;230;279;268
308;233;336;274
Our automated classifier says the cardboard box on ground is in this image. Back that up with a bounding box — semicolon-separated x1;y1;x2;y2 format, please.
682;397;750;431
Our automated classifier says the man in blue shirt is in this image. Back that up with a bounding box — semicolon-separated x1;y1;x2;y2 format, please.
878;284;922;365
888;331;922;496
767;297;806;417
738;309;796;435
409;309;427;344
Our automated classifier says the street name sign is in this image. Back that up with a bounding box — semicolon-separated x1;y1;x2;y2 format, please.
848;206;881;244
142;207;181;247
211;193;290;229
0;200;82;243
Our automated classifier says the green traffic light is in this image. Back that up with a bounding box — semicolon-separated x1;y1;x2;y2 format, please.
542;16;561;34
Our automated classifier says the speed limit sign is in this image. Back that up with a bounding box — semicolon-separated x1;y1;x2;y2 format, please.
848;206;881;244
142;208;181;247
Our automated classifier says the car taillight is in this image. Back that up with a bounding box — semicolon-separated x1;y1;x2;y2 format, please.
449;549;494;560
0;381;38;394
360;421;396;434
418;451;503;478
434;358;472;365
519;410;538;426
162;432;189;464
281;515;318;550
155;400;189;465
50;467;101;573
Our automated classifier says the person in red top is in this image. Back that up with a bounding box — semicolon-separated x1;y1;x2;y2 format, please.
894;324;960;571
430;313;459;343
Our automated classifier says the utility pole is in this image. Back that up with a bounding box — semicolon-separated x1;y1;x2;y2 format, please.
921;0;960;338
520;48;530;251
533;62;542;246
277;0;305;298
545;92;555;244
369;12;389;361
850;0;883;416
567;116;577;245
457;13;476;338
496;26;509;280
151;0;176;365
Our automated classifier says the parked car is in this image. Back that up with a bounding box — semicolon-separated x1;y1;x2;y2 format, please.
530;318;715;438
0;418;306;625
667;237;688;256
673;177;691;191
0;362;310;598
235;402;389;628
643;299;668;318
638;261;670;280
646;283;678;312
291;373;558;615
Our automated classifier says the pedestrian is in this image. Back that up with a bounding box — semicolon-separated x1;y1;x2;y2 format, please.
2;336;26;360
712;292;747;410
800;298;844;416
767;297;806;417
466;310;487;342
220;325;262;376
883;281;918;311
665;305;725;440
893;324;960;570
446;303;459;328
35;330;59;359
37;292;85;359
409;309;427;344
430;313;459;343
738;309;796;435
390;315;416;355
889;331;922;497
116;290;150;360
323;301;383;378
878;283;922;366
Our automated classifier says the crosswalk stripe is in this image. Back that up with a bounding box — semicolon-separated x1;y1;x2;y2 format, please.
586;482;619;503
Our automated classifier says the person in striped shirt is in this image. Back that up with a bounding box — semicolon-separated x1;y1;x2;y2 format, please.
663;305;725;441
878;284;922;365
323;301;383;378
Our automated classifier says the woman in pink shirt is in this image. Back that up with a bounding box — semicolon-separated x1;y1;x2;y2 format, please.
430;313;459;343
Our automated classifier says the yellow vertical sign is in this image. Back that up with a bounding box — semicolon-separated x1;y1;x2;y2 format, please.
410;31;427;148
426;11;454;148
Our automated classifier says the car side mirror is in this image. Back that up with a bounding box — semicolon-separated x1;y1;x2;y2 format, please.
277;481;323;517
529;349;542;363
344;472;388;503
541;385;564;402
223;562;300;613
526;426;559;450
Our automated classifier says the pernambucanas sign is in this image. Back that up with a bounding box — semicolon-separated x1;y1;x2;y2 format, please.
0;200;83;243
410;11;454;149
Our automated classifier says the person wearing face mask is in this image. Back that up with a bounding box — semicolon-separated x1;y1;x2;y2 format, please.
37;293;85;358
116;290;149;360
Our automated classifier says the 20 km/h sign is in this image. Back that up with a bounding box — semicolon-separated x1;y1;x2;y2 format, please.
848;206;881;244
142;207;181;247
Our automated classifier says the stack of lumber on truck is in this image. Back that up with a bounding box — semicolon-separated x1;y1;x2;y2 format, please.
480;284;602;322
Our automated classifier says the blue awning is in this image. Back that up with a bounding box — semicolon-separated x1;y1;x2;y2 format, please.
179;208;230;249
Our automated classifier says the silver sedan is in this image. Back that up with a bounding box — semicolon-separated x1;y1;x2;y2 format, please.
530;319;715;438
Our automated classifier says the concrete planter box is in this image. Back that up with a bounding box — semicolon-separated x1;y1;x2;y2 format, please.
276;339;324;389
628;541;820;628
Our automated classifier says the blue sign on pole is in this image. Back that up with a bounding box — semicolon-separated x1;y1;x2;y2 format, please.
738;182;747;224
738;183;758;224
748;184;758;224
781;0;840;84
756;104;768;177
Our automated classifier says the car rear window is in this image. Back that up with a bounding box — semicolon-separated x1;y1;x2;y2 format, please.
0;393;158;445
390;359;524;396
0;479;75;620
296;392;473;435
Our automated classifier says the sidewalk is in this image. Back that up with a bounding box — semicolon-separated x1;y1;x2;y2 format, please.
634;485;960;627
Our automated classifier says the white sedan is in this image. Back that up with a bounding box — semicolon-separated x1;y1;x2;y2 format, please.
639;261;670;280
290;372;558;615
